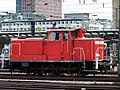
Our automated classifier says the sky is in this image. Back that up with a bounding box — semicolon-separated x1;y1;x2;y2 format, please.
0;0;112;20
0;0;15;12
62;0;112;19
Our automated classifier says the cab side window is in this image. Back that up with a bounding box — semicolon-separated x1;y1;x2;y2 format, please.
71;31;77;39
63;32;68;41
50;32;60;40
55;33;60;40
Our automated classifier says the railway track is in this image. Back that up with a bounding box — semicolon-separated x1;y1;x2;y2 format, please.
0;72;119;90
0;72;118;82
0;79;120;90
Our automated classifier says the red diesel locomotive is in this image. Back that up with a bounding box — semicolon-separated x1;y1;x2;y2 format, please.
10;28;104;76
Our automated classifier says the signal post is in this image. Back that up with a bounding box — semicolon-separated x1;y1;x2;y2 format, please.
118;3;120;81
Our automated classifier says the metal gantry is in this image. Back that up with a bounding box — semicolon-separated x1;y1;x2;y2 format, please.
0;29;119;44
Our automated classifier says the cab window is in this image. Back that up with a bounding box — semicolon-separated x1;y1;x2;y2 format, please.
71;31;77;39
63;32;68;41
50;32;60;40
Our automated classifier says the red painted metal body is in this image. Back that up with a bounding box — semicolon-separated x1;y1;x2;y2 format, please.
10;28;104;62
73;38;104;61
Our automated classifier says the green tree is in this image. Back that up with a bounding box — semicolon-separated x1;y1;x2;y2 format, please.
36;27;44;32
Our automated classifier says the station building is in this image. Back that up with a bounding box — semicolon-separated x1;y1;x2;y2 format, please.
16;0;62;20
0;19;111;32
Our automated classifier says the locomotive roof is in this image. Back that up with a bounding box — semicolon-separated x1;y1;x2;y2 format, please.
47;28;76;32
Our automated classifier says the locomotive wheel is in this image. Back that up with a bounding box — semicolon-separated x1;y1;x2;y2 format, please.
54;65;63;76
41;64;54;76
31;65;42;75
68;64;81;76
29;66;37;75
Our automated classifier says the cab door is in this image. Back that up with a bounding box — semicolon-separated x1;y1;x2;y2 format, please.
47;32;62;60
61;32;69;60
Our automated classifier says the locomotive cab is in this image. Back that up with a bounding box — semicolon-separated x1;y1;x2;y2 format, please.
47;28;86;40
46;28;86;60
